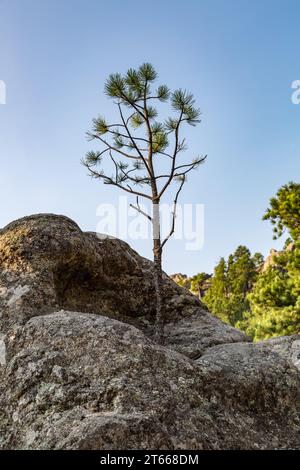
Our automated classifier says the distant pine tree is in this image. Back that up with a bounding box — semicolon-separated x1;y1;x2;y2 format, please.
240;182;300;340
204;248;261;326
263;181;300;241
240;242;300;340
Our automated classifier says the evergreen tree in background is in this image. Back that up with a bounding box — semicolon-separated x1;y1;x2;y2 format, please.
239;251;300;340
173;182;300;340
203;257;228;321
240;182;300;340
83;63;205;343
263;181;300;240
190;272;211;298
204;247;262;326
227;246;261;298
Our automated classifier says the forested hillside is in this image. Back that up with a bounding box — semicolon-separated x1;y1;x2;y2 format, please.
173;182;300;341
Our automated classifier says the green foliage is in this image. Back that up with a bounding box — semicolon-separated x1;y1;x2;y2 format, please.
173;274;190;289
92;116;109;135
164;117;179;131
238;241;300;340
113;132;124;149
252;252;265;270
84;63;205;345
130;113;144;128
173;182;300;341
156;85;170;102
146;106;158;120
152;127;169;153
203;248;260;326
171;89;201;125
201;241;300;340
85;150;103;166
263;181;300;240
105;73;127;99
204;183;300;339
227;246;259;297
125;68;143;94
138;63;157;82
234;181;300;340
105;64;159;104
85;63;203;184
190;272;210;296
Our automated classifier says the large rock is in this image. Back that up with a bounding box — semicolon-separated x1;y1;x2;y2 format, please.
0;214;299;450
257;335;300;371
165;314;246;359
0;214;247;355
0;311;299;450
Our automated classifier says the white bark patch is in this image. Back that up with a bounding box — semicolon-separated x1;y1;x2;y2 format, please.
7;285;30;306
0;334;6;366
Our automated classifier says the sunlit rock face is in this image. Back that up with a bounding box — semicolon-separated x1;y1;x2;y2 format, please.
0;214;299;450
0;213;247;350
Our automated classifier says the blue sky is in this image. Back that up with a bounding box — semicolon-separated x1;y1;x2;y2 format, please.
0;0;299;275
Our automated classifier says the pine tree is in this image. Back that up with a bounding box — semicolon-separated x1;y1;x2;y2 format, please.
204;248;262;326
241;243;300;340
83;63;205;343
240;182;300;340
263;181;300;240
204;258;229;322
190;272;210;298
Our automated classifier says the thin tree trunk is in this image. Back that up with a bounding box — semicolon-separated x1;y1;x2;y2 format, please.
153;240;165;344
152;201;165;344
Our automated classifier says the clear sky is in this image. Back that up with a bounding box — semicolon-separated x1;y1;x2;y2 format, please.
0;0;299;275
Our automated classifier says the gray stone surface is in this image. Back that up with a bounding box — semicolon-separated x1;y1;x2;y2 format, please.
0;213;247;354
0;311;299;450
0;214;300;450
257;335;300;371
165;314;250;359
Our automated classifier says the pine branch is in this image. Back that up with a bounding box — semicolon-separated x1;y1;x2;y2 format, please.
117;103;151;175
87;132;141;160
157;110;184;198
83;161;152;200
161;176;186;250
130;199;152;221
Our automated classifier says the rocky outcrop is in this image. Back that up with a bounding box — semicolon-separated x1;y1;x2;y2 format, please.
170;273;190;288
1;311;300;450
170;273;212;299
262;243;295;272
0;214;299;450
262;248;279;272
0;214;247;355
